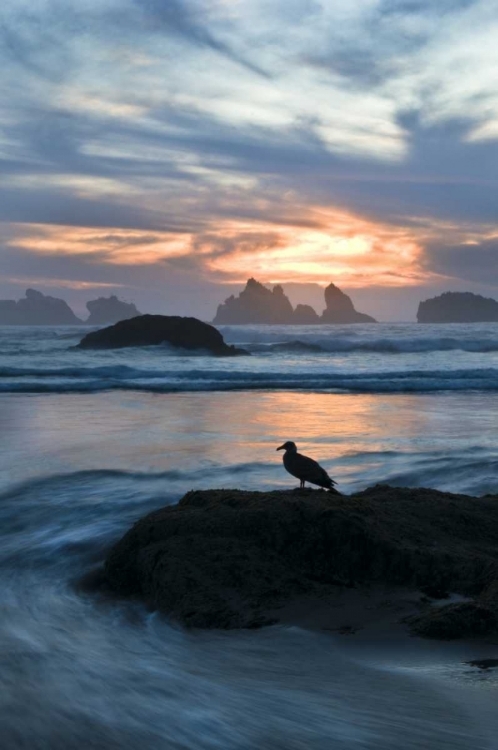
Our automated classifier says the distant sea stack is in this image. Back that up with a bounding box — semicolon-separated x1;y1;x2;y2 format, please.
85;295;141;326
213;278;295;324
213;278;376;324
77;314;248;356
320;283;376;324
0;288;82;325
292;304;320;324
417;292;498;323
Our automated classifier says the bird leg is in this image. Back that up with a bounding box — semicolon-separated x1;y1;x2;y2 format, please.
300;479;305;489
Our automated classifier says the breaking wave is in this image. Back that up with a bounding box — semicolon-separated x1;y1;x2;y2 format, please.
235;334;498;355
2;323;498;396
1;366;498;393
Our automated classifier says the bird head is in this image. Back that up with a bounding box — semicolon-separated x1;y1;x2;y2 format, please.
276;441;297;452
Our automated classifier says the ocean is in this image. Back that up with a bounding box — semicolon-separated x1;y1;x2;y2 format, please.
1;322;498;748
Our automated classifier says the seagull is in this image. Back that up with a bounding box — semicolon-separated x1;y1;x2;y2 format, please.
277;441;340;492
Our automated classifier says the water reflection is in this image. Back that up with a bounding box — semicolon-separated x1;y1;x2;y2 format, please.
1;390;497;495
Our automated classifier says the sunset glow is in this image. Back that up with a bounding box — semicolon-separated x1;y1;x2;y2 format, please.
6;211;430;290
4;4;498;747
1;0;498;319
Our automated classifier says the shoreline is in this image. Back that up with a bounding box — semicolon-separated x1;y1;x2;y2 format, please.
269;586;498;680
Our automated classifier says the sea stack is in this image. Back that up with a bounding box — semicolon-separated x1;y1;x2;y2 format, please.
212;278;376;325
417;292;498;323
85;295;141;325
292;304;320;324
0;288;82;325
320;284;376;324
213;278;295;324
77;314;248;355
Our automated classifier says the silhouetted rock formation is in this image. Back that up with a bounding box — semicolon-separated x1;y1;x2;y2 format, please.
213;278;295;324
417;292;498;323
86;295;140;325
105;484;498;636
292;304;320;324
0;289;82;325
213;278;376;325
77;314;248;356
321;283;376;324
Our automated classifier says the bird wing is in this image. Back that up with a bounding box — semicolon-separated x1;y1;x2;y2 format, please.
294;453;336;486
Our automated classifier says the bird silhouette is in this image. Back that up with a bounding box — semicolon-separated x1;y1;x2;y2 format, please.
277;441;340;492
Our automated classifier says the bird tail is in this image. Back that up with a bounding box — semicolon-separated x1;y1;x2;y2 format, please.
324;475;340;493
327;485;342;495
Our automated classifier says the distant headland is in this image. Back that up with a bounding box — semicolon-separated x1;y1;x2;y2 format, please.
0;289;141;326
417;291;498;323
213;278;376;325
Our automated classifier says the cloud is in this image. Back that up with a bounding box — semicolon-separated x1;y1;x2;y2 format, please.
0;0;498;315
1;204;427;291
423;238;498;287
132;0;270;77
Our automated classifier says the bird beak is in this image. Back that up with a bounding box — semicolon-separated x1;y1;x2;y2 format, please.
276;444;285;451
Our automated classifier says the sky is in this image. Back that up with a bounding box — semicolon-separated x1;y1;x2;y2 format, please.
1;0;498;321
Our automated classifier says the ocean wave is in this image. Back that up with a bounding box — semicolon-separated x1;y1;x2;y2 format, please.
0;462;272;567
0;462;270;502
0;364;166;379
4;335;498;356
0;367;497;393
0;468;185;500
242;335;498;355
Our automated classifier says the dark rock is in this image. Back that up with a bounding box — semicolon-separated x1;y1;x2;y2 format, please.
77;314;248;356
417;291;498;323
408;602;498;639
212;278;376;325
86;295;140;325
213;278;296;324
419;584;450;600
293;304;320;324
321;283;376;324
105;484;498;633
466;659;498;669
0;288;82;325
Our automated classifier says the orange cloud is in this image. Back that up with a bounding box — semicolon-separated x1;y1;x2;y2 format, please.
7;224;191;265
201;207;428;287
8;203;490;289
4;277;122;290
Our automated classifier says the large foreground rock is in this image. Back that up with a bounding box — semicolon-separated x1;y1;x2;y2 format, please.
77;314;248;355
105;485;498;635
417;291;498;323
